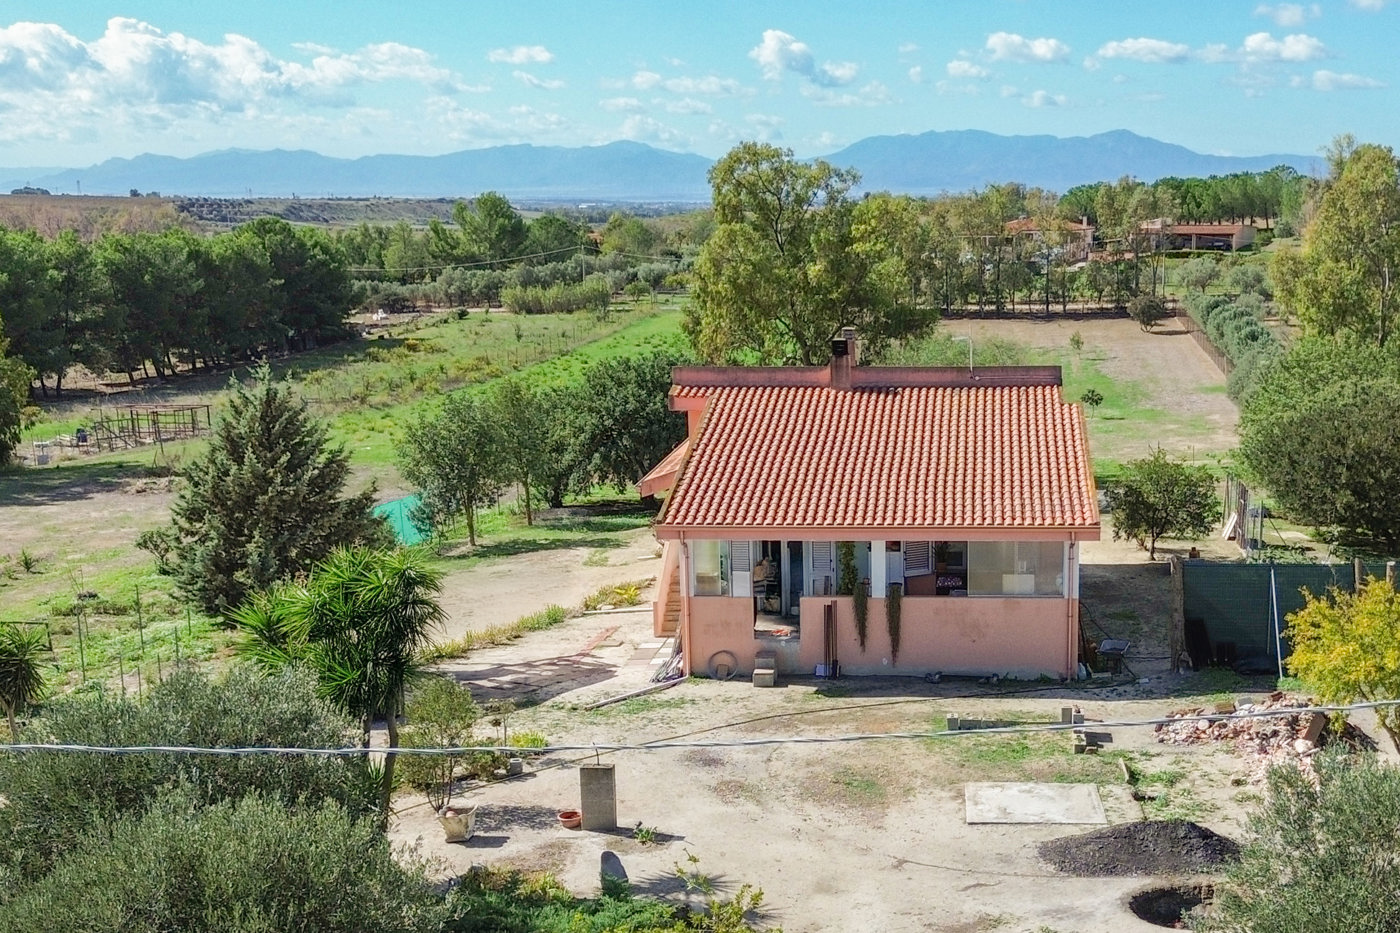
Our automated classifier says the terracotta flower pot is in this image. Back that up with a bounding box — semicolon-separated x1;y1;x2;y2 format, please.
557;809;582;829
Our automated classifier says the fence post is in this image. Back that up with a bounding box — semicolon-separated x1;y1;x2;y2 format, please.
1354;557;1365;592
1388;561;1396;587
1169;556;1186;674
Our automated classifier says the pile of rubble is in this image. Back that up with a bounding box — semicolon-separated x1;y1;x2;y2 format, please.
1154;692;1343;782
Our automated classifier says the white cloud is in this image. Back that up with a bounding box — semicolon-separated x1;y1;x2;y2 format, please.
1254;3;1320;26
0;16;474;148
599;96;643;112
487;45;553;65
935;80;980;97
661;74;747;96
512;70;564;90
1240;32;1328;61
660;97;712;114
618;114;688;147
908;65;923;83
801;80;891;107
1095;38;1192;64
748;29;859;86
897;42;919;55
985;32;1070;63
1350;0;1386;9
946;59;990;79
1022;89;1067;108
1310;69;1386;90
627;70;746;97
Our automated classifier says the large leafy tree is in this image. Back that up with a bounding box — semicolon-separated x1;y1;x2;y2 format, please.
575;351;690;502
1239;337;1400;550
397;391;501;546
488;377;552;525
0;228;53;394
687;142;909;364
0;319;36;464
233;546;446;827
1104;448;1218;560
429;192;526;268
0;624;47;741
1273;141;1400;347
169;366;387;613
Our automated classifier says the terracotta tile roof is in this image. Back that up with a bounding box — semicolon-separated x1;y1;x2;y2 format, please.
657;382;1098;534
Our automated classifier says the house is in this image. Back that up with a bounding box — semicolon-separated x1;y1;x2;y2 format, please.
641;330;1101;681
1141;220;1256;252
1004;217;1096;264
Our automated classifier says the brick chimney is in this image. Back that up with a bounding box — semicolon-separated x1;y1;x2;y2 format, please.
829;326;858;390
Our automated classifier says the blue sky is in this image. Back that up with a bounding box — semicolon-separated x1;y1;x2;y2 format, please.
1;1;1396;168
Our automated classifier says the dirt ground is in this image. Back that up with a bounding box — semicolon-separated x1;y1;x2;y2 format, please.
959;315;1240;463
392;552;1316;933
433;528;660;642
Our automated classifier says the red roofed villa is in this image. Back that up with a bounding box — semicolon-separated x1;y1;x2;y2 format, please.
640;329;1101;682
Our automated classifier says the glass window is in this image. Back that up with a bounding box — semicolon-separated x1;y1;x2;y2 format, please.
967;541;1065;597
691;540;730;596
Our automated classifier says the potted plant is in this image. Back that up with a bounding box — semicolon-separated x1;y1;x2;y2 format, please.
934;542;951;573
398;678;481;842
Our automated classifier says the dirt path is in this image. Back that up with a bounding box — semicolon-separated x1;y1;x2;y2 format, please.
960;316;1239;462
432;527;661;643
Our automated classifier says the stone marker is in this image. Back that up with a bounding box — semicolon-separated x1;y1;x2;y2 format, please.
580;763;617;831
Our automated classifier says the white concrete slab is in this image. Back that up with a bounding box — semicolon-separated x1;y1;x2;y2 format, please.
964;782;1107;824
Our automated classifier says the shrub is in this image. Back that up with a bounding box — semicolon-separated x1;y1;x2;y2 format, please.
0;790;445;933
0;666;374;881
1198;752;1400;933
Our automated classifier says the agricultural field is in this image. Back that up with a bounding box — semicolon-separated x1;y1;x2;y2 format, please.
0;297;683;687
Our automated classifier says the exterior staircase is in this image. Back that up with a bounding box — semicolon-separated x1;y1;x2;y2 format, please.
654;540;682;636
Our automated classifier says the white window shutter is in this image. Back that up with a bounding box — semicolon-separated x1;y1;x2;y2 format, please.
903;541;931;577
810;541;834;574
730;541;753;597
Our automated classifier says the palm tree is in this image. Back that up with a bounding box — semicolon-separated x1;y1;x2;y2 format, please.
234;547;445;828
0;624;49;741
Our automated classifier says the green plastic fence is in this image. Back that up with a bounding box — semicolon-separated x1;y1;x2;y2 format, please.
1182;561;1390;663
373;495;426;547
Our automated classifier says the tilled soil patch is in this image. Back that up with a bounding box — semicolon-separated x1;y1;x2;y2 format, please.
1038;820;1240;877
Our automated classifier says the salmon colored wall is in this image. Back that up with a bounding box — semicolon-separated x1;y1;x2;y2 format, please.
653;540;680;637
796;595;1075;678
685;597;765;676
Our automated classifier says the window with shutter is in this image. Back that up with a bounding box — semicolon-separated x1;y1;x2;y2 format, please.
903;541;932;576
810;541;834;573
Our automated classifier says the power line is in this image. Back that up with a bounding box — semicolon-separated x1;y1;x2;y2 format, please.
1;700;1391;758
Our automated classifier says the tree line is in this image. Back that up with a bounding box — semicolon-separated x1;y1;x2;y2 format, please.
0;217;353;397
685;144;1304;367
1239;137;1400;553
398;350;689;545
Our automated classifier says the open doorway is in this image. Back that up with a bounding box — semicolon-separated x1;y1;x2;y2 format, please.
753;540;798;636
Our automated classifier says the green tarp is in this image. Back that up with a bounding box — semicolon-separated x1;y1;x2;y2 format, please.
374;495;426;547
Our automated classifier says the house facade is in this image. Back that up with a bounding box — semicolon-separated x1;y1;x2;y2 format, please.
642;331;1101;681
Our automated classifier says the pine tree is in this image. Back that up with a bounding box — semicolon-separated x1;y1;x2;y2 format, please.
170;366;389;612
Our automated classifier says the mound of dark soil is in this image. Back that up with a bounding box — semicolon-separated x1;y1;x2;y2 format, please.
1038;820;1240;877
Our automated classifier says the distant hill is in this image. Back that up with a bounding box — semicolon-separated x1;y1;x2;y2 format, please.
5;130;1318;202
23;143;715;201
825;129;1319;194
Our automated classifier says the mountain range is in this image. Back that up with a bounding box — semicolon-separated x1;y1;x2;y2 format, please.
0;130;1319;202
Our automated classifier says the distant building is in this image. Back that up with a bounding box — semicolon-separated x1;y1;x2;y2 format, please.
1142;220;1255;252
